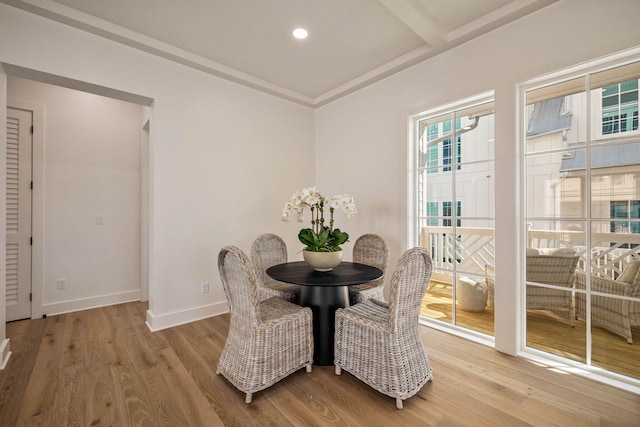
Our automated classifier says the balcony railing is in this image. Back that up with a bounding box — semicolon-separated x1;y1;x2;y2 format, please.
420;226;640;284
420;227;494;283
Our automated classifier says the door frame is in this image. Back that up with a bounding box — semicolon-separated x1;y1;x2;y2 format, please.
8;99;44;319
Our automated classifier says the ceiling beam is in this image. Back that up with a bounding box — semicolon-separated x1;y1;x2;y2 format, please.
377;0;447;48
448;0;560;42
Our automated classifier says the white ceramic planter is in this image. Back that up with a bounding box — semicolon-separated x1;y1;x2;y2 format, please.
302;250;343;272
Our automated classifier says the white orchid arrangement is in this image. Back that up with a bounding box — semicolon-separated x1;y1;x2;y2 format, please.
282;186;357;252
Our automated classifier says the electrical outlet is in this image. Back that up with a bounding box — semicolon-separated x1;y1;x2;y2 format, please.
201;281;209;294
57;278;66;290
96;214;105;225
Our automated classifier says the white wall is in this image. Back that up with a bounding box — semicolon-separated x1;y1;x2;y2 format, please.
8;76;144;316
315;0;640;354
0;3;315;333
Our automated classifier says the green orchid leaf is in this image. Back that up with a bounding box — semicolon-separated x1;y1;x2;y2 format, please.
298;228;317;246
318;228;330;244
331;228;349;246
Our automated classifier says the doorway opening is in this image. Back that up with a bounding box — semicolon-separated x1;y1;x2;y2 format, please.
4;65;153;321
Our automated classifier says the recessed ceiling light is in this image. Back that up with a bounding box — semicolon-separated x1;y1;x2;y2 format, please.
293;28;308;40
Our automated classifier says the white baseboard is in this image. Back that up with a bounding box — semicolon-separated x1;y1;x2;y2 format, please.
145;301;229;332
42;289;141;317
0;339;11;370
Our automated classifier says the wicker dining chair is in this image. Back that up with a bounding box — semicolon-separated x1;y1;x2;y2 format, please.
349;234;390;304
335;247;433;409
216;245;313;404
250;233;300;302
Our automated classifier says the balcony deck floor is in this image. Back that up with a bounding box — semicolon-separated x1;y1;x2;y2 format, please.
422;280;640;380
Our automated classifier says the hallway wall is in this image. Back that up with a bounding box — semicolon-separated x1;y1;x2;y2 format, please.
8;77;144;315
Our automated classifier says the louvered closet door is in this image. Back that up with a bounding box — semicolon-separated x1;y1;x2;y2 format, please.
6;107;32;321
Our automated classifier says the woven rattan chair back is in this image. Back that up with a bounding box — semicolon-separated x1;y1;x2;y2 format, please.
353;234;389;271
218;245;262;326
349;234;390;303
387;247;432;331
250;234;299;302
251;233;288;285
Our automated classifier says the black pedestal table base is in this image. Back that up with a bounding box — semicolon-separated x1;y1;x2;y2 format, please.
298;285;349;365
266;261;383;366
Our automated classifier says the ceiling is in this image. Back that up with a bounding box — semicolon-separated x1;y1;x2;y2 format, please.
2;0;559;107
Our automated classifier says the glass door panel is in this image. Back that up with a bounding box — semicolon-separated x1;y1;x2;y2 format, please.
415;97;495;337
524;58;640;382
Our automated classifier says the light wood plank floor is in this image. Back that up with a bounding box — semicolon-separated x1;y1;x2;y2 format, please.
1;301;639;426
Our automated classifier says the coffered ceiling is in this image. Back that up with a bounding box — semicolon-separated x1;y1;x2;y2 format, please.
1;0;559;106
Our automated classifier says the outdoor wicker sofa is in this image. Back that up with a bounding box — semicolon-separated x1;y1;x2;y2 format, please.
575;259;640;344
486;248;579;325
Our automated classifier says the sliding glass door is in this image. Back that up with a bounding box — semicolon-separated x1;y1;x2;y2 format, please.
523;60;640;380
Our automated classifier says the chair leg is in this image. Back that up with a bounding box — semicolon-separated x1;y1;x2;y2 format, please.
245;393;253;404
306;365;312;373
396;398;403;409
335;365;341;375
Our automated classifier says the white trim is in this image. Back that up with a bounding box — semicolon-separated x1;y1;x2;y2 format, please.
140;117;150;302
42;289;140;317
409;91;495;123
525;46;640;89
516;81;528;354
519;347;640;395
0;339;10;370
421;318;640;395
420;317;495;348
145;300;229;332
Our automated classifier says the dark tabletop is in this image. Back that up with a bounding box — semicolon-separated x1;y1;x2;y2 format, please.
266;261;383;287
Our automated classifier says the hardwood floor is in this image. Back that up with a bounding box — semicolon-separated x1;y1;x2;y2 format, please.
1;301;639;426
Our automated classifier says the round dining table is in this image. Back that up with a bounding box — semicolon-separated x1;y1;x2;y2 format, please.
266;261;383;365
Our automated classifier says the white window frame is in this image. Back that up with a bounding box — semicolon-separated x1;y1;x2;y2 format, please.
518;48;640;392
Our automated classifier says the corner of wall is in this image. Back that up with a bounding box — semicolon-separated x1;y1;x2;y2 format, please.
145;301;229;332
0;339;10;370
43;290;141;317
